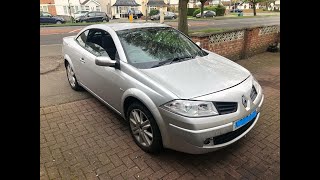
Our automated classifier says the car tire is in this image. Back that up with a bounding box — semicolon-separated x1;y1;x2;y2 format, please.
171;16;175;20
103;19;107;22
56;21;62;24
127;102;163;153
65;62;82;91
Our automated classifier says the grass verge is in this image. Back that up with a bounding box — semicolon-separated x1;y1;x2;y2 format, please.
189;28;230;35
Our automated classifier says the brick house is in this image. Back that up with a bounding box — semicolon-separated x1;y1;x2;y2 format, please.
40;0;57;15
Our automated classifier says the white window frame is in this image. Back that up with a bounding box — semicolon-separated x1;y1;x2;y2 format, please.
40;5;48;12
148;6;157;13
63;6;68;15
96;6;101;12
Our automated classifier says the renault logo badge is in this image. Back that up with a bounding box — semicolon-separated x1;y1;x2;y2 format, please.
242;95;248;108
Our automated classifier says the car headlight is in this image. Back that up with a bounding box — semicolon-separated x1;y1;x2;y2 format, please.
162;100;219;117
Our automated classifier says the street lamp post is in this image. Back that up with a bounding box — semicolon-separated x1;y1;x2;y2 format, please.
68;0;73;23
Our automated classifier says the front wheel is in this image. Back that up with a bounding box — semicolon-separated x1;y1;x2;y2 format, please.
66;62;82;91
127;102;163;153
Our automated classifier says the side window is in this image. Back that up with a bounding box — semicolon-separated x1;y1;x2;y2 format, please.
88;13;95;17
76;30;89;47
85;30;108;57
42;12;51;17
85;29;118;59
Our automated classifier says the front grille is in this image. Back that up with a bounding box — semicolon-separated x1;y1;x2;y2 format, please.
213;116;256;145
214;102;238;115
250;85;258;101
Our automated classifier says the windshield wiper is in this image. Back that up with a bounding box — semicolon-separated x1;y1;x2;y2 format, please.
151;56;195;68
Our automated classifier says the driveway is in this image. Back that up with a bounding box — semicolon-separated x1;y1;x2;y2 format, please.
40;52;280;179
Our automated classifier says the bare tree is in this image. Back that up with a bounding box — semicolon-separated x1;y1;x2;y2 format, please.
178;0;189;35
200;0;208;18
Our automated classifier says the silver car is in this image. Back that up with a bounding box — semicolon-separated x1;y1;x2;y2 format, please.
151;11;177;20
62;23;264;154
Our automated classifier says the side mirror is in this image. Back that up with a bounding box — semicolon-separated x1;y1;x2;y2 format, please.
95;56;116;67
196;42;201;46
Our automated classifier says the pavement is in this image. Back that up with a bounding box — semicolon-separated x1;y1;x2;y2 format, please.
40;16;280;45
40;52;280;179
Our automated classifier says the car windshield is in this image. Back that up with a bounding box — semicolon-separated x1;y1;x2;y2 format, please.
116;27;208;69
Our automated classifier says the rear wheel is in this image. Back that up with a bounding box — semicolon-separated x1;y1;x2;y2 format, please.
127;102;163;153
56;21;62;24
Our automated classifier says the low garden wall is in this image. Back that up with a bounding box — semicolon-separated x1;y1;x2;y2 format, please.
190;25;280;60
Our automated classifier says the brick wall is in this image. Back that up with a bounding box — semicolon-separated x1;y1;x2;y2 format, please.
190;25;280;61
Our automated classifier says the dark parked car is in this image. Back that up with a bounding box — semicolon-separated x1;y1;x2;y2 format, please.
195;10;216;18
76;11;109;23
125;10;144;19
40;12;65;24
230;9;243;13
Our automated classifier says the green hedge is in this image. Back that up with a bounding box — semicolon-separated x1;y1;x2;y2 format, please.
149;9;159;16
215;5;226;16
187;8;197;16
193;9;201;17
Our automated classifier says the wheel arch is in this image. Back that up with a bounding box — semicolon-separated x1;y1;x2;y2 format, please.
121;88;170;147
64;54;74;69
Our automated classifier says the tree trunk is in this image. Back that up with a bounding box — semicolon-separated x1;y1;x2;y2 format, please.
201;2;204;17
253;3;256;16
178;0;189;35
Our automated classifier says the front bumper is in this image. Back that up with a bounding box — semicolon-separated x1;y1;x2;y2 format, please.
160;90;264;154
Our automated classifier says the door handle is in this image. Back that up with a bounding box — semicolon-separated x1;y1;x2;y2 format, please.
80;57;86;63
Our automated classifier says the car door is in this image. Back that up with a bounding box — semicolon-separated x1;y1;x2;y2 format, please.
95;12;103;22
87;12;95;22
78;29;125;111
40;13;46;23
72;30;89;82
164;12;169;19
40;12;51;23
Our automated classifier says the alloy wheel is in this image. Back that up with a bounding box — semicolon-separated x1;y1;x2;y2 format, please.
67;64;76;87
129;109;153;147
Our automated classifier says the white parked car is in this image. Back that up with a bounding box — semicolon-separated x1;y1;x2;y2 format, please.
73;10;89;19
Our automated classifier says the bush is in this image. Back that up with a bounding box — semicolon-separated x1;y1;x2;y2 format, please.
187;8;197;16
149;9;159;16
193;9;201;17
215;4;226;16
